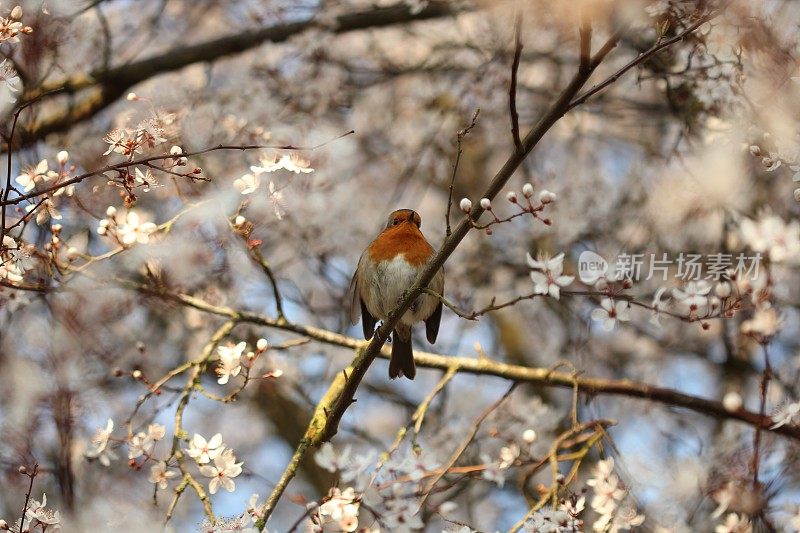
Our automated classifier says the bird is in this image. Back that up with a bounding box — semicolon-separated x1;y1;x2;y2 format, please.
349;209;444;380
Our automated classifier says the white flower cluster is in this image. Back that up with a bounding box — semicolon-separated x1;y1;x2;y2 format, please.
740;214;800;264
586;457;645;531
314;443;449;531
84;418;245;497
0;492;61;532
15;153;74;225
215;338;276;385
479;443;519;487
199;494;264;533
129;423;167;460
523;496;584;532
1;235;34;282
102;116;172;157
97;207;158;245
233;152;311;221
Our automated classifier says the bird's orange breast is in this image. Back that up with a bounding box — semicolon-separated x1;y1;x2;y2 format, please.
368;224;434;267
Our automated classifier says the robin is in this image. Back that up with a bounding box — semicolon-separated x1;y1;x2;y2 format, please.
349;209;444;379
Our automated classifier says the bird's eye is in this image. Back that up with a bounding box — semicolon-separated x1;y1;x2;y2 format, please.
392;219;399;226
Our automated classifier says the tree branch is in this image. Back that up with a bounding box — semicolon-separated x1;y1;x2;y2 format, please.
120;285;799;441
11;1;463;149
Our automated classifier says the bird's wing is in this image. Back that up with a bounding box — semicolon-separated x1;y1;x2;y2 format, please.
347;257;363;326
361;299;376;340
425;268;444;344
349;253;377;339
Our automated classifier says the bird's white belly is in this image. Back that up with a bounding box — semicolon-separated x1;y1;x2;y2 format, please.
366;255;438;325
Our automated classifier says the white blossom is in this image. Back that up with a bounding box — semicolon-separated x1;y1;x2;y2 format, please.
522;183;534;198
187;432;225;464
479;453;506;487
26;198;62;225
740;215;800;263
771;401;800;429
85;418;116;466
715;513;752;533
317;487;360;532
115;211;158;245
539;189;557;203
251;153;313;174
591;298;631;331
149;461;177;490
741;304;781;337
199;449;243;494
216;341;246;384
673;281;711;310
16;159;54;192
528;252;574;300
234;173;260;194
315;442;352;473
25;493;60;527
459;198;472;212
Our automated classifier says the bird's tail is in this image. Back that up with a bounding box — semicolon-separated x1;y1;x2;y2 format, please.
389;327;415;380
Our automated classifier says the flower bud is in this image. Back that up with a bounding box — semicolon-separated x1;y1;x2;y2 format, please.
722;391;743;411
106;206;117;217
234;215;246;226
748;145;761;157
539;190;557;204
715;282;731;298
479;198;492;210
522;429;537;443
256;338;268;351
170;145;183;155
522;183;534;198
56;150;69;165
18;465;27;474
10;6;22;20
794;188;800;203
506;191;518;203
0;518;8;530
126;92;139;101
459;198;472;213
67;247;78;260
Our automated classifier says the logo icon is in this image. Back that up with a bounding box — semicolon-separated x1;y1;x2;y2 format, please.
578;250;608;284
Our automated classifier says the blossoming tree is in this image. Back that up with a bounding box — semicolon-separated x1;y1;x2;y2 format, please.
1;0;800;532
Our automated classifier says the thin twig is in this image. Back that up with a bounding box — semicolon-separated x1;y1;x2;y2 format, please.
0;130;355;208
445;108;480;237
752;343;771;488
418;383;518;510
568;11;717;109
18;463;39;530
248;245;286;322
509;12;523;153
